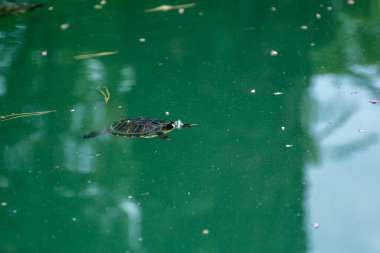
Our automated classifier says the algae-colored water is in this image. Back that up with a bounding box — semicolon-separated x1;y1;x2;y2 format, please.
1;1;380;253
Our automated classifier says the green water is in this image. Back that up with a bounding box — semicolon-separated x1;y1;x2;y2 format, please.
1;1;380;253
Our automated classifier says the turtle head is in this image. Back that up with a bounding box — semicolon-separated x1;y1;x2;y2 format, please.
173;119;184;129
173;119;197;128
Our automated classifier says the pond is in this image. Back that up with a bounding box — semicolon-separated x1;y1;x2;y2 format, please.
1;1;379;253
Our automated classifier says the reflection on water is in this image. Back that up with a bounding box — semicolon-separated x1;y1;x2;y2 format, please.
306;1;380;251
0;1;379;253
307;67;380;253
0;25;26;96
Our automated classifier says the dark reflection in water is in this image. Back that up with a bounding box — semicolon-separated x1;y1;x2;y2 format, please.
0;1;378;253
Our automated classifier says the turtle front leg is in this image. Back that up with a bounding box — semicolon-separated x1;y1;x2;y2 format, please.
157;132;170;140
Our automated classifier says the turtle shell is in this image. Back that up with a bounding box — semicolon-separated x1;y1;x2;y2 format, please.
107;118;174;138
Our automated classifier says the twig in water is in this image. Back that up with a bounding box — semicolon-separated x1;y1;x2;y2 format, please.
145;3;196;12
0;110;56;123
74;51;118;60
98;86;110;104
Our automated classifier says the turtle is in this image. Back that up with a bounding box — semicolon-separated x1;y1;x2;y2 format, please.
0;2;44;17
83;118;196;140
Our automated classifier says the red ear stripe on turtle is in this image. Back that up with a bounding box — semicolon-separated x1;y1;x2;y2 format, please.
83;131;106;139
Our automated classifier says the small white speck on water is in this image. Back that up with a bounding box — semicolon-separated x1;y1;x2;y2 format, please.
70;109;75;112
48;6;54;11
178;8;185;14
128;195;133;199
42;50;48;56
72;217;77;222
285;144;293;148
250;89;256;93
60;23;69;30
0;202;7;206
281;126;285;131
139;38;146;43
312;222;320;229
89;153;101;159
300;25;308;30
358;129;367;133
165;111;170;116
274;92;283;95
202;229;210;235
316;13;321;19
271;6;277;12
270;50;278;56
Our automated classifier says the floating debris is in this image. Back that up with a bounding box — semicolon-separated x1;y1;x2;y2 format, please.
358;129;367;133
327;6;333;11
48;6;54;11
74;51;118;60
347;0;355;5
271;7;277;12
89;153;101;159
369;99;378;104
274;92;283;95
281;126;285;131
97;86;110;104
285;144;293;148
178;8;185;14
138;38;146;43
250;89;256;94
60;23;69;30
300;25;308;30
165;111;170;116
312;222;320;229
316;13;321;19
270;50;278;56
0;2;44;17
70;109;75;112
202;229;210;235
41;50;48;56
94;0;106;10
0;202;7;207
145;3;196;12
0;110;56;123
